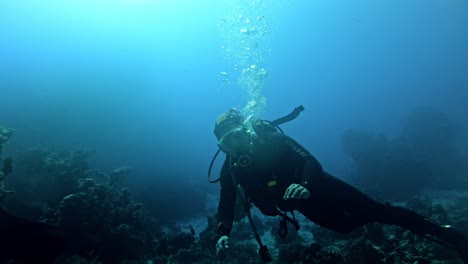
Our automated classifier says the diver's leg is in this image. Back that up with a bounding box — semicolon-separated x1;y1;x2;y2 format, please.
296;171;467;262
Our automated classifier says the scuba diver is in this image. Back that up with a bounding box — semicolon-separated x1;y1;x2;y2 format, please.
209;106;468;263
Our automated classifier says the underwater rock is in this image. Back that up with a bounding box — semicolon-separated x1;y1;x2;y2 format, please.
155;232;195;256
99;224;145;263
278;242;344;264
278;241;309;263
108;167;131;187
196;215;219;253
43;179;160;263
363;223;386;246
3;148;94;209
344;238;385;264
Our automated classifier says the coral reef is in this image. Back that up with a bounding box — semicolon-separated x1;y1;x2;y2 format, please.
44;179;159;263
1;146;161;263
4;148;133;216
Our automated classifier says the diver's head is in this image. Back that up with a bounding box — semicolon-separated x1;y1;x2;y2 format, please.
214;108;244;140
214;109;256;158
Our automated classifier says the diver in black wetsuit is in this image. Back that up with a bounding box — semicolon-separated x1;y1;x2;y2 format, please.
211;107;468;263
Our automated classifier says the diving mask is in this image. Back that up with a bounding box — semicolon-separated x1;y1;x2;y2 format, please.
217;126;255;157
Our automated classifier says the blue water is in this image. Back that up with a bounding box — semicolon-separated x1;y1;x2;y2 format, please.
0;0;467;210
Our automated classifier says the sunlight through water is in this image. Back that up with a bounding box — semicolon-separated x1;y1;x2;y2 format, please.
218;0;275;120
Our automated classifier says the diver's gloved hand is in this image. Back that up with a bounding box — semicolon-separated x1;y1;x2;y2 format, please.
284;183;310;200
216;235;229;255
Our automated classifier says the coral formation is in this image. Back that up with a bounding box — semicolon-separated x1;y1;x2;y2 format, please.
0;125;15;203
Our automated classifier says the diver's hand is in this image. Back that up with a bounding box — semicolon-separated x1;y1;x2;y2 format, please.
216;235;229;255
284;183;310;200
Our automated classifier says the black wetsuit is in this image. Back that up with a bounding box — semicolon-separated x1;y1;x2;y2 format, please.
217;131;467;259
